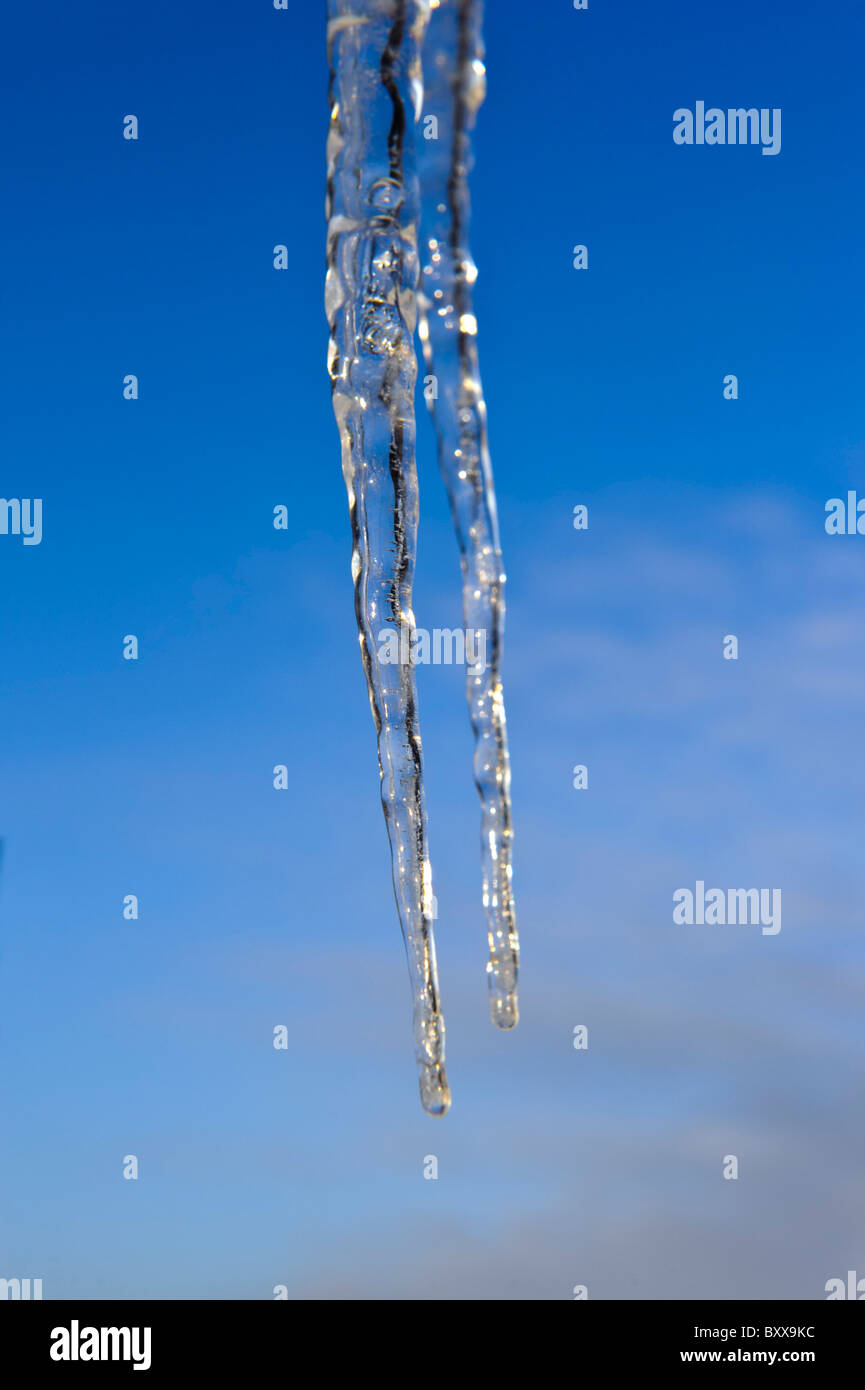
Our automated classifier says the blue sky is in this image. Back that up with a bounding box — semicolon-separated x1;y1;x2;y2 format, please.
1;0;864;1298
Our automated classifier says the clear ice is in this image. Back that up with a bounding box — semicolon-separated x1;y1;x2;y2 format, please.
417;0;519;1029
325;0;518;1114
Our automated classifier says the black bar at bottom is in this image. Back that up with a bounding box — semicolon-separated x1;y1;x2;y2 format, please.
2;1298;862;1375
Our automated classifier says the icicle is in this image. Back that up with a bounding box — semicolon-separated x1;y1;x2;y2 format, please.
418;0;520;1027
325;0;451;1115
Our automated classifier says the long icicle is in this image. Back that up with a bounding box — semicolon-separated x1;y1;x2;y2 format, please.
418;0;520;1027
326;0;451;1114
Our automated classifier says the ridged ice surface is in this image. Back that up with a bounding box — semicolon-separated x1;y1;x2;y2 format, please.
325;0;519;1114
325;0;451;1115
418;0;519;1027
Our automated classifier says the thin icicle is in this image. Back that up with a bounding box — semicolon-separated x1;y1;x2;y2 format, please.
326;0;451;1114
418;0;520;1027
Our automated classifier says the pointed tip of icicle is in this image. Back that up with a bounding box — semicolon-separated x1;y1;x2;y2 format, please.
490;994;519;1030
419;1067;452;1117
